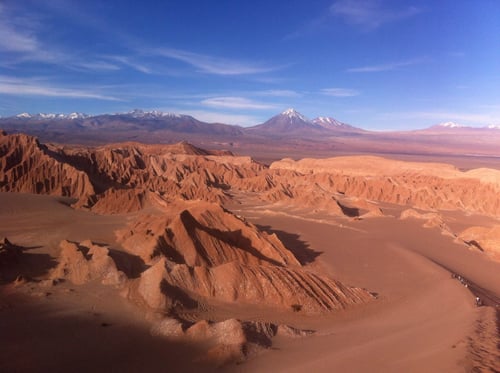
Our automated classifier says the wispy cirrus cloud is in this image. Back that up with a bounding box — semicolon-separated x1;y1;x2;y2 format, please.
0;4;39;53
71;60;121;72
330;0;422;29
347;57;428;73
287;1;422;40
105;55;152;74
156;48;282;76
0;75;122;101
321;87;360;97
0;4;153;75
201;96;277;110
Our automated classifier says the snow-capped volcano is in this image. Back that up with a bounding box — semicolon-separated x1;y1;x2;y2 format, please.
247;108;321;135
281;108;309;121
246;109;361;137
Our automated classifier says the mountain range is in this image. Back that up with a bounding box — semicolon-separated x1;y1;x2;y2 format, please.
3;108;363;135
4;108;498;132
1;108;500;158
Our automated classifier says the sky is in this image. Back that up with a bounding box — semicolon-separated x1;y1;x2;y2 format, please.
1;0;499;130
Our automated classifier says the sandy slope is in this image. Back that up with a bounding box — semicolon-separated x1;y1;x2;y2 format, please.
1;193;499;372
229;202;499;372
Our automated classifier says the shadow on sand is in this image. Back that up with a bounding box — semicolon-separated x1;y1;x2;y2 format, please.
0;291;213;373
0;242;57;284
256;225;322;265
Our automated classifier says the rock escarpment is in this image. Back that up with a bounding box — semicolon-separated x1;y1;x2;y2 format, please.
0;132;94;200
269;156;500;217
119;202;372;314
3;132;500;218
117;201;299;266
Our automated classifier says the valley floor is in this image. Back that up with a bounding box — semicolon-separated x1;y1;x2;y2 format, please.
1;192;499;372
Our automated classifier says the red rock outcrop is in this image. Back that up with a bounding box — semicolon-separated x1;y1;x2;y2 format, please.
3;132;500;218
77;188;147;214
459;226;500;261
150;317;312;366
117;202;300;266
147;259;370;313
0;132;94;200
51;240;126;285
121;202;372;314
400;208;454;235
269;156;500;217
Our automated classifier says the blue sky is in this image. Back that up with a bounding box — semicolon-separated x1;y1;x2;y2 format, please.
1;0;499;129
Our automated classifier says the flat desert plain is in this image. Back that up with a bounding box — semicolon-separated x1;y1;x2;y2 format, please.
1;131;499;372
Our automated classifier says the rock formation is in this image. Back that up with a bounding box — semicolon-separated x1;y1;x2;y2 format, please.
121;202;372;314
0;132;94;200
4;132;500;218
459;226;500;261
400;208;454;235
117;201;300;266
151;317;314;366
270;156;500;217
51;240;126;286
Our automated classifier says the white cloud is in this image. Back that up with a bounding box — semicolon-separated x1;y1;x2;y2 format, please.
73;61;121;71
321;87;360;97
156;48;280;75
201;96;277;110
330;0;422;29
106;56;152;74
0;4;39;53
347;58;427;73
0;75;122;101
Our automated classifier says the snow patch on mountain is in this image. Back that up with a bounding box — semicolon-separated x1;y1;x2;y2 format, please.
126;109;183;119
437;121;464;128
313;116;347;127
281;108;308;121
14;112;88;120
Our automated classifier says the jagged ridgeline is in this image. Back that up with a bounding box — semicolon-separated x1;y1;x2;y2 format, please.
2;131;500;217
0;130;374;317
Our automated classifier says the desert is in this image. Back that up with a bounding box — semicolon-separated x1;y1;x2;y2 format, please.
2;1;500;371
1;128;499;372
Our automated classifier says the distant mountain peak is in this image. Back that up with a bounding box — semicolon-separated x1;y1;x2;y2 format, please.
14;112;88;120
281;108;308;121
313;116;347;127
437;121;465;128
126;109;183;119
